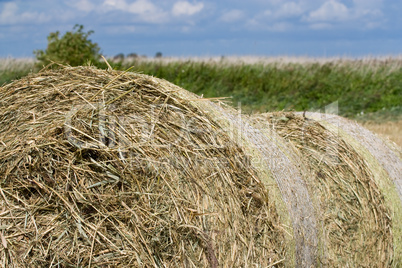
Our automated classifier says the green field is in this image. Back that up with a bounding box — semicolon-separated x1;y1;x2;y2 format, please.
1;56;401;121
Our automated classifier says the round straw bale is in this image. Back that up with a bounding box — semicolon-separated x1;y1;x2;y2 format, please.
299;112;402;201
251;111;401;267
299;111;402;266
2;65;399;267
0;66;292;267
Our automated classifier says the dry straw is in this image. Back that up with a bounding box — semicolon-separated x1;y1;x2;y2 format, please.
299;111;402;266
0;65;286;267
175;94;320;267
252;111;402;267
0;65;400;267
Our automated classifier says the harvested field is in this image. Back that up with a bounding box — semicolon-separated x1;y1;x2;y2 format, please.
0;65;401;267
362;120;402;149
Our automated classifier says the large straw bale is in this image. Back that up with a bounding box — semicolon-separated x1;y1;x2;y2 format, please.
252;111;401;267
0;66;286;267
1;65;400;267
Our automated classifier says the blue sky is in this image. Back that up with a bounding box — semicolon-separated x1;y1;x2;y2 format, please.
0;0;401;58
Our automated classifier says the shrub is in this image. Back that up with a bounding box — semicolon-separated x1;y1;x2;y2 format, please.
113;53;125;62
127;53;138;59
34;24;101;67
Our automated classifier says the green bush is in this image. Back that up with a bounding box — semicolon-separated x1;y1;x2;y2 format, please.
34;24;101;67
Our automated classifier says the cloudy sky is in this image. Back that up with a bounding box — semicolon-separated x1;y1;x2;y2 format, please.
0;0;401;58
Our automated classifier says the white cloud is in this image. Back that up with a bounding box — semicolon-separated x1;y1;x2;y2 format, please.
0;2;50;25
172;1;204;16
103;0;155;13
220;9;244;22
307;0;350;22
303;0;384;29
246;17;293;32
352;0;383;18
263;10;273;16
243;0;386;32
251;0;313;29
69;0;96;12
0;2;18;23
127;0;158;15
275;2;304;18
102;0;127;10
101;0;167;23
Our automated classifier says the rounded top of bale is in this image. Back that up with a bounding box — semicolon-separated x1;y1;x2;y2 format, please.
0;66;286;267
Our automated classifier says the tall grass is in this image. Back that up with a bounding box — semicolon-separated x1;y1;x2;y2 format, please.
0;58;35;86
113;56;402;119
1;56;401;120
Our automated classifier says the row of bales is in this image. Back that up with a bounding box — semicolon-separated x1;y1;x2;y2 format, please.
0;65;401;267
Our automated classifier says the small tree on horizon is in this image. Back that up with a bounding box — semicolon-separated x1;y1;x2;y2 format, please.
34;24;101;67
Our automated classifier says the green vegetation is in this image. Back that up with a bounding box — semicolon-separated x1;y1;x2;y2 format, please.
34;24;101;67
0;58;34;86
1;57;401;120
0;67;31;87
118;59;402;120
